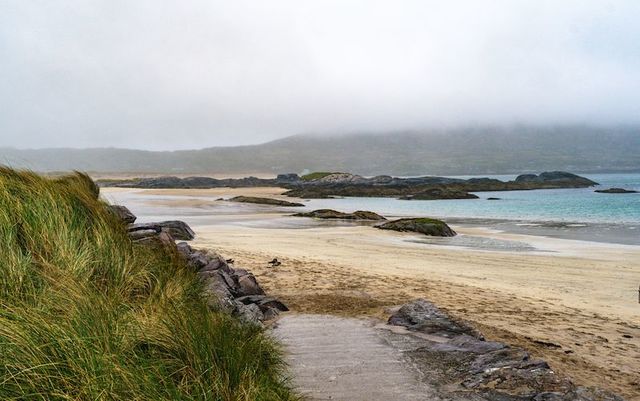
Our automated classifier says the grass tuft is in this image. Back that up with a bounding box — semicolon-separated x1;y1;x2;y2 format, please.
0;167;296;400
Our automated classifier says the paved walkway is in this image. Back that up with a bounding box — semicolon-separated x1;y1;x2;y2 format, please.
272;314;440;401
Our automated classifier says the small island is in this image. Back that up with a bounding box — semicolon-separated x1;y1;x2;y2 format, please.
228;196;304;207
376;218;457;237
594;188;638;194
293;209;386;220
399;188;478;200
100;171;598;202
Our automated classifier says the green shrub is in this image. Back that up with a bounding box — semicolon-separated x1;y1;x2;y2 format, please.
0;167;296;400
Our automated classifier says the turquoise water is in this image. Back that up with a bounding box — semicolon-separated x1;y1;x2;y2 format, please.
303;173;640;224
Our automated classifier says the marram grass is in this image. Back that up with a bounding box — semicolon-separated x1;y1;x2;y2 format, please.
0;168;296;400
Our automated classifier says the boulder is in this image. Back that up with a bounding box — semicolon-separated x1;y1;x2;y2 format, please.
388;298;481;339
228;196;304;207
108;205;137;224
376;218;456;237
200;271;234;309
131;230;176;250
234;302;264;325
176;242;193;258
293;209;386;220
155;220;195;240
235;295;289;312
129;220;195;240
388;299;624;401
233;269;265;296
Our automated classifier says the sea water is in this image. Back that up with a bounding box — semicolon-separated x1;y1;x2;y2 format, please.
302;173;640;224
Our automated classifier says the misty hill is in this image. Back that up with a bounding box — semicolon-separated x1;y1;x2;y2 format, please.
1;126;638;175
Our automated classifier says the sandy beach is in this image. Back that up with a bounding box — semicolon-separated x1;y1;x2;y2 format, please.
103;187;640;399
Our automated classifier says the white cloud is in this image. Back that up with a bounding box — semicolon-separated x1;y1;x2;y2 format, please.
0;0;639;149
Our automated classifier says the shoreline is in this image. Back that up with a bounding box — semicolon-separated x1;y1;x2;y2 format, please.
102;186;640;247
101;187;640;399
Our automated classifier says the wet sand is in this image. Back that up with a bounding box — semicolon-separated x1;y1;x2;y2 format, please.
102;187;640;399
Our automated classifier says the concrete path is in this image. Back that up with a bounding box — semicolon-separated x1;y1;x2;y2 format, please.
272;314;440;401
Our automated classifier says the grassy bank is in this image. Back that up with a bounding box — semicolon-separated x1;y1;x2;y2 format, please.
0;168;295;400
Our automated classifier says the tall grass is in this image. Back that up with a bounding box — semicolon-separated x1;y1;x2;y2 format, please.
0;168;296;400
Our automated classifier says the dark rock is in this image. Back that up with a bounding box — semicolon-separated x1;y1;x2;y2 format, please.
228;196;304;207
234;302;264;325
128;228;161;240
388;299;481;338
235;295;289;312
514;173;538;182
186;250;210;270
376;218;456;237
129;220;195;240
487;197;501;200
104;171;598;199
199;270;234;309
176;242;193;258
293;209;386;220
284;171;597;198
276;173;301;184
108;205;137;224
155;220;195;240
132;230;176;250
233;269;265;296
595;187;638;194
262;307;280;320
515;171;598;187
217;269;237;292
399;188;479;200
388;299;624;401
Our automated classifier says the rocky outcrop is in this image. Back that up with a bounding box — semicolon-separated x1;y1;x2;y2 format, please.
228;196;304;207
514;171;597;187
129;220;195;240
111;205;287;325
283;171;597;199
389;299;623;401
107;205;137;224
293;209;386;220
399;188;479;200
595;188;638;194
376;218;456;237
100;171;597;201
101;175;291;189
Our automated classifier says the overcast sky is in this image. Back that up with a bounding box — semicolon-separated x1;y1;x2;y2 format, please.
1;1;639;150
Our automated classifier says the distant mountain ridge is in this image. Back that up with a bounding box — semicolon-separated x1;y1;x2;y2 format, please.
1;126;638;175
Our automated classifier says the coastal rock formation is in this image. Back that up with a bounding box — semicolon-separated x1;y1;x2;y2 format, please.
282;171;598;199
228;196;304;207
293;209;386;220
514;171;597;187
100;171;598;201
595;187;638;194
107;205;137;224
99;174;301;188
389;299;623;401
376;218;456;237
399;188;479;200
129;220;196;240
112;205;286;324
